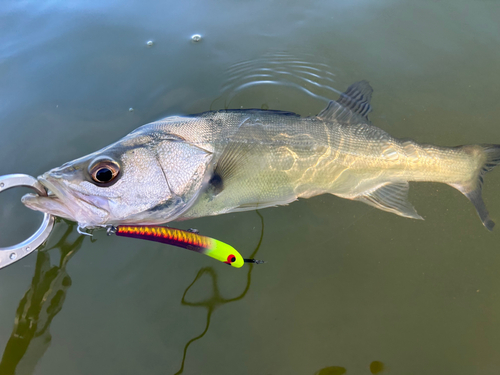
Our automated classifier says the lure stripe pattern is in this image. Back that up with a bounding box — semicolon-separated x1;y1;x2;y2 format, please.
116;225;212;252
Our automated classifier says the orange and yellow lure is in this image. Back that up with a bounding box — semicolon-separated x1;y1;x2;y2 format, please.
113;225;245;268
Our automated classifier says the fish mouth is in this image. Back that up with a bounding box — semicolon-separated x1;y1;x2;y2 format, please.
21;174;109;226
38;175;65;198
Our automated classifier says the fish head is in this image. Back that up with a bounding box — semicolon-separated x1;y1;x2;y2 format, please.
22;128;213;228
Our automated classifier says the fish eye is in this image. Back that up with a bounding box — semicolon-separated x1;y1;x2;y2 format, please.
89;158;120;185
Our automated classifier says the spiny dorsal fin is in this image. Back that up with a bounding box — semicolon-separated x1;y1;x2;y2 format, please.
318;80;373;122
355;182;423;220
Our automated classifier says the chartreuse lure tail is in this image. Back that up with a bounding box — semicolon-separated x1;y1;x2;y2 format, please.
114;225;244;268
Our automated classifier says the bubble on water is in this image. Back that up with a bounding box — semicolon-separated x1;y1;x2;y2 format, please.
191;34;202;43
146;40;154;47
129;108;134;112
10;253;17;260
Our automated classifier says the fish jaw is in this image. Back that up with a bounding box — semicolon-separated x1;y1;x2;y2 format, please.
22;173;110;227
22;194;76;222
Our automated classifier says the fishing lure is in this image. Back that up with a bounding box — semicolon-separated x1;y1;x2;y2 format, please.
109;225;256;268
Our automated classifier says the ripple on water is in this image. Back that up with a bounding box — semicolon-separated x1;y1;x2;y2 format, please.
212;52;342;114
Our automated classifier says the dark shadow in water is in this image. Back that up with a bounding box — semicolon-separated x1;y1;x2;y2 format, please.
314;366;347;375
369;360;385;374
173;210;265;375
314;360;385;374
0;222;83;375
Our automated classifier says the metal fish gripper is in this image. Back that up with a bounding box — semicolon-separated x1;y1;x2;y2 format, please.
0;174;55;269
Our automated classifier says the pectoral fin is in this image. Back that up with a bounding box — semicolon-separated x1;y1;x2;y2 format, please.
208;117;267;196
209;141;254;196
355;182;423;220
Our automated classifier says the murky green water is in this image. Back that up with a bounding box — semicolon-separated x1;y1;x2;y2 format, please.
1;0;500;374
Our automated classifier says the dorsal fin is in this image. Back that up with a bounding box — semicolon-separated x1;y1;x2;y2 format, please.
337;80;373;118
318;80;373;122
191;109;300;118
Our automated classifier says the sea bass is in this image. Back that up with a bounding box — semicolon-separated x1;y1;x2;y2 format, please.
22;81;500;230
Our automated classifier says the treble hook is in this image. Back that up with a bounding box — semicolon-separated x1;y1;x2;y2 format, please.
76;226;93;237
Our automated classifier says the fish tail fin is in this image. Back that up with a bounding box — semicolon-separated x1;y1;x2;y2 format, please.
450;144;500;231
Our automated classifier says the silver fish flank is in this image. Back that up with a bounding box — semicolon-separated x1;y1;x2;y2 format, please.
22;81;500;230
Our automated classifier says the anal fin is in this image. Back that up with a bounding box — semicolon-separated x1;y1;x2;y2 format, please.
355;182;423;220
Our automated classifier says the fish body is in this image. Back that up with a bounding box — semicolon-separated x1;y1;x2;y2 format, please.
22;81;500;230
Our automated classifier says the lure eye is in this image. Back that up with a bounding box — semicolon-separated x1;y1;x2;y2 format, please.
89;159;120;185
227;255;236;263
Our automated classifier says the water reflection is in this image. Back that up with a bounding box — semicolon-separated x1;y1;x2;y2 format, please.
174;211;265;375
0;212;265;375
0;222;83;375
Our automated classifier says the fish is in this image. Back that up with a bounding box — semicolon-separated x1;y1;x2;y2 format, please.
22;81;500;230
